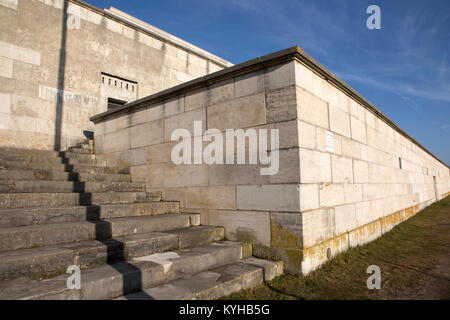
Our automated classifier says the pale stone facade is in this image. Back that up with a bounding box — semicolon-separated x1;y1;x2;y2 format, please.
292;59;450;273
3;1;448;275
92;47;450;274
0;0;231;150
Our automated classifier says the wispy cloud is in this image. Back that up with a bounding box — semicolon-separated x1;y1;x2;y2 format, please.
341;73;450;103
216;0;354;58
330;2;450;105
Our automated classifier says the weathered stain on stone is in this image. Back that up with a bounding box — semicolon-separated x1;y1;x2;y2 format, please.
116;159;130;173
380;211;401;232
252;244;303;274
405;205;419;219
270;221;301;250
236;227;258;244
303;233;347;265
33;170;52;180
241;242;253;259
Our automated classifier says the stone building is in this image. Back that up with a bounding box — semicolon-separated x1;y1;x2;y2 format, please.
91;47;450;274
0;0;449;299
0;0;231;150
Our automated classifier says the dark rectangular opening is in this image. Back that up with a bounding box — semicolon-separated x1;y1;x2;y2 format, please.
399;157;402;169
108;98;127;110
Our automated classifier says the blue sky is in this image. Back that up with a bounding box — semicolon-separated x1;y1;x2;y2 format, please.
89;0;450;165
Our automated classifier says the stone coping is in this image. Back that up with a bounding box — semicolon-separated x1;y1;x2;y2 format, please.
90;46;448;169
70;0;232;68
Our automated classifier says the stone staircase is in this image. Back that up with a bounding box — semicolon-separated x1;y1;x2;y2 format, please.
0;139;282;300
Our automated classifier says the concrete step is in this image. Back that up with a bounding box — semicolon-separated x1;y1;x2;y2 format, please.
0;213;199;251
0;242;246;300
120;258;283;300
0;168;131;182
0;202;180;227
0;160;119;174
0;191;147;208
0;226;224;281
0;180;145;194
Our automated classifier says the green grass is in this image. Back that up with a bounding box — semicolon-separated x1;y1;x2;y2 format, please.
223;196;450;300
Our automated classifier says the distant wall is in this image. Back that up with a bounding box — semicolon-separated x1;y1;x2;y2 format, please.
92;48;450;274
0;0;229;150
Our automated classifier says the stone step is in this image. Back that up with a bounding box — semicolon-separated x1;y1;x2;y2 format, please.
0;201;180;227
146;191;162;202
119;258;283;300
108;214;200;238
74;140;93;147
67;147;94;154
0;242;246;300
0;148;59;159
0;160;118;174
0;154;105;167
0;180;145;194
73;140;93;148
59;152;96;161
0;191;147;209
0;154;62;164
0;226;224;281
64;157;106;167
0;169;131;182
74;157;108;167
0;213;199;251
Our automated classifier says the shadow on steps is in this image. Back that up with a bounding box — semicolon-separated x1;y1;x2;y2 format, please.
64;153;153;300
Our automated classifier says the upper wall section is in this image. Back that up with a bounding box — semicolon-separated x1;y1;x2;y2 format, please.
103;6;232;69
0;0;231;150
91;46;448;171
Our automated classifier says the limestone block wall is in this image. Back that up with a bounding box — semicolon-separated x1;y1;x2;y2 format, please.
91;47;450;275
0;0;230;151
292;60;450;273
93;58;303;252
